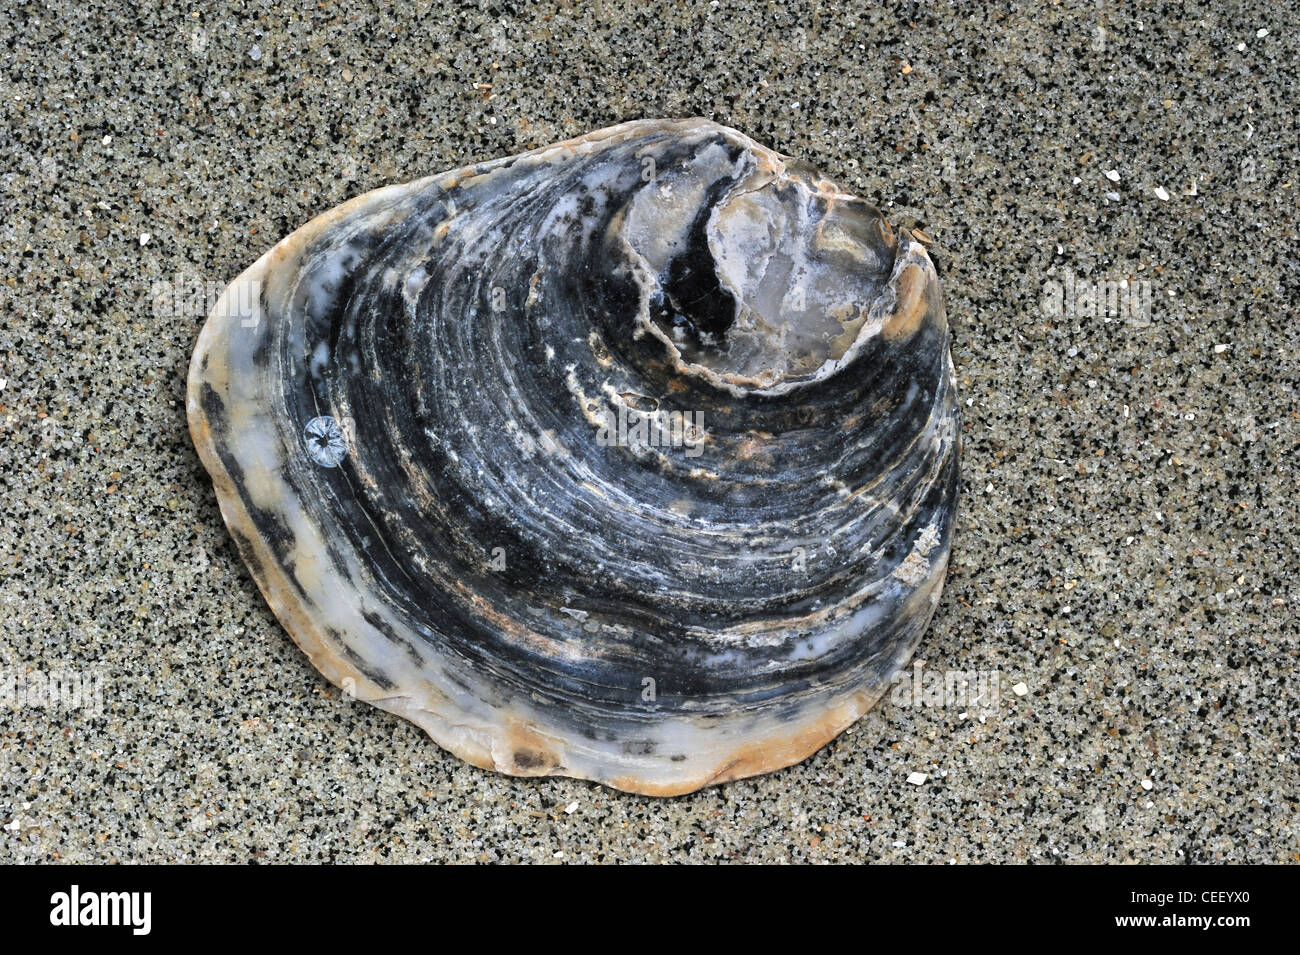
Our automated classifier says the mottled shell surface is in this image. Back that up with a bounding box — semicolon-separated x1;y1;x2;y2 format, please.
187;119;960;795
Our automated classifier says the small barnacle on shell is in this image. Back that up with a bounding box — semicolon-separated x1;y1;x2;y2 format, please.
187;119;960;796
303;416;348;468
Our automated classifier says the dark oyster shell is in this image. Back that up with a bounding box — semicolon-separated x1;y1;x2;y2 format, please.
187;119;960;795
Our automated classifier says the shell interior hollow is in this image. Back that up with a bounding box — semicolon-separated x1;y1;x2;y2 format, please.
187;118;961;796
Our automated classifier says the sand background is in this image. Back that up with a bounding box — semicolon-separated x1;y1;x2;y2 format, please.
0;0;1295;861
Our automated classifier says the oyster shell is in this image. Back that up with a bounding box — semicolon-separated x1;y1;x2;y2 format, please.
187;119;960;795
